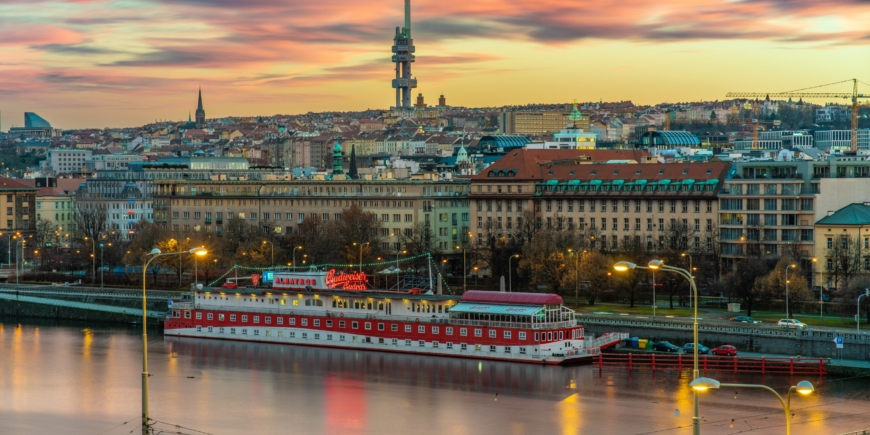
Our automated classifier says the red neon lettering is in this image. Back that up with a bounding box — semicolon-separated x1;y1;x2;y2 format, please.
325;269;368;290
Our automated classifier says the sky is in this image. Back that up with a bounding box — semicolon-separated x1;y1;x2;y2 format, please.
1;0;869;129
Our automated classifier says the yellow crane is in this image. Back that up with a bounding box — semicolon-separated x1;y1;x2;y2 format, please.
727;79;869;151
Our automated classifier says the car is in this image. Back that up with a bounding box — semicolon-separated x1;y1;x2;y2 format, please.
711;345;738;356
778;319;808;329
651;341;681;352
683;343;710;354
729;316;761;324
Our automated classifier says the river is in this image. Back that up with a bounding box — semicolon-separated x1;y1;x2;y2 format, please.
0;319;867;435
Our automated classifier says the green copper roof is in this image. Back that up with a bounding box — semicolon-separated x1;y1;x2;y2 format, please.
817;203;870;226
568;104;583;122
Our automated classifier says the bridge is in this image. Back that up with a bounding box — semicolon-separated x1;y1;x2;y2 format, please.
0;284;186;323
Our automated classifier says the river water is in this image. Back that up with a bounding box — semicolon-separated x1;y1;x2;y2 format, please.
0;319;868;435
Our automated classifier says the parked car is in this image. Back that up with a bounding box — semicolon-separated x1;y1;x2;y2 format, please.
778;319;808;329
729;316;761;324
711;345;738;356
652;341;681;352
683;343;710;354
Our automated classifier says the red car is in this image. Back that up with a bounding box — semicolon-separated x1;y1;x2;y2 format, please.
711;345;738;356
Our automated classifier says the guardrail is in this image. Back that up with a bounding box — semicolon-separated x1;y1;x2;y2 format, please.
578;315;870;343
0;287;181;300
597;352;827;376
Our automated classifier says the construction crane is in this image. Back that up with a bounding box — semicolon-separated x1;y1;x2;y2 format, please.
727;79;869;151
724;118;782;150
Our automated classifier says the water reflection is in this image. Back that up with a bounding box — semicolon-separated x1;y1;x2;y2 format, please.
0;319;868;435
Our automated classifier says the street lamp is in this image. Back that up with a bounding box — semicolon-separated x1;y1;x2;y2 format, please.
681;252;694;309
568;249;581;305
473;266;479;287
396;249;406;290
0;232;19;269
691;377;814;435
99;243;105;290
292;246;303;271
508;254;520;293
352;242;369;273
140;246;206;435
616;259;700;435
858;289;869;333
262;240;274;267
785;264;795;319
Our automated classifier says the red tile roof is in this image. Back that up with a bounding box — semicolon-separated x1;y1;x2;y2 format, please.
471;149;652;181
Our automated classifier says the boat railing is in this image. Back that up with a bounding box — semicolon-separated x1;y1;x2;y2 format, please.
194;304;576;330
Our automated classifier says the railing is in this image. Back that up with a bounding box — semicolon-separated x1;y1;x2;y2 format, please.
597;353;827;375
838;429;870;435
578;314;870;343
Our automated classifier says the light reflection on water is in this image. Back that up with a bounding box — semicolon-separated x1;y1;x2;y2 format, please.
0;319;868;435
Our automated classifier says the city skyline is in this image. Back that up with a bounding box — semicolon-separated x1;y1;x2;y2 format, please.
1;0;869;128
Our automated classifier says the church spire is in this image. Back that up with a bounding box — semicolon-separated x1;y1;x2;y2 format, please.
195;87;206;127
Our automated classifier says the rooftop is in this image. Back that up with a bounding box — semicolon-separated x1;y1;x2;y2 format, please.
816;203;870;226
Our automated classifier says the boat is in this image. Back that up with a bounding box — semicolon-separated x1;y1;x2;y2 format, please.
164;268;627;365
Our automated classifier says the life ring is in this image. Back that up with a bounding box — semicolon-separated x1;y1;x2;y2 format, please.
340;312;344;317
415;318;420;323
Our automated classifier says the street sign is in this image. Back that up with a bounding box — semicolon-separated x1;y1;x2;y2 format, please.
834;336;844;349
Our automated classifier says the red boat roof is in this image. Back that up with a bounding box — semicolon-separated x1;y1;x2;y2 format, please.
460;290;563;306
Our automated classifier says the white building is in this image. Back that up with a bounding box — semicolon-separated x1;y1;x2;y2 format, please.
814;130;870;152
41;149;93;175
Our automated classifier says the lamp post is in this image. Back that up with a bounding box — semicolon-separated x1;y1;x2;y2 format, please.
456;244;467;293
508;254;519;293
0;232;18;269
681;252;692;309
653;269;656;322
292;246;303;271
568;249;581;305
785;264;795;319
99;243;105;290
262;240;274;267
352;242;368;273
396;249;406;290
858;289;869;333
691;378;814;435
616;259;699;435
141;246;206;435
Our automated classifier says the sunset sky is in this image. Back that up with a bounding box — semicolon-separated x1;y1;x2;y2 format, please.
1;0;869;128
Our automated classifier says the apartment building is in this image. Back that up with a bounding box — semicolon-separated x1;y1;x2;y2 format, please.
718;157;870;273
0;179;37;233
468;150;724;253
152;178;471;253
41;149;93;175
499;110;591;135
34;178;83;244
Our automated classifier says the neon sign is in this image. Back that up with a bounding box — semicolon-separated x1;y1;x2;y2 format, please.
326;269;368;290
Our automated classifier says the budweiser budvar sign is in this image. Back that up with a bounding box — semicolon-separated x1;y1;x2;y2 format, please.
325;269;368;290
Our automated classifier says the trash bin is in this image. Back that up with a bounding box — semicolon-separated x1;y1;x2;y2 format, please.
638;339;649;349
630;337;639;348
